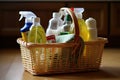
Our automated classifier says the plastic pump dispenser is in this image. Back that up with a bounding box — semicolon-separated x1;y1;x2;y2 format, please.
19;11;36;41
74;8;89;41
46;12;63;36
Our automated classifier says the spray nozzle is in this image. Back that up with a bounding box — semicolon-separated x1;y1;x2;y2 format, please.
19;11;37;23
73;8;84;19
74;8;84;13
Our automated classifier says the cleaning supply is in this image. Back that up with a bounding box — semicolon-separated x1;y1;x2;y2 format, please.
46;12;63;37
85;17;97;41
59;9;68;24
28;17;47;43
56;34;74;43
73;8;89;41
61;14;72;33
19;11;36;42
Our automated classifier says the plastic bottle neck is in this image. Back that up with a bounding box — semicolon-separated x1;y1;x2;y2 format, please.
53;12;60;19
33;22;40;26
76;13;82;19
32;17;41;26
66;21;71;25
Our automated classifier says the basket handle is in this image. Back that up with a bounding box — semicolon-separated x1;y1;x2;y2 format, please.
60;8;84;58
59;7;80;43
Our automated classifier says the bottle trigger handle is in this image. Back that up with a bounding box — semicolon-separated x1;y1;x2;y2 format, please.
19;15;23;21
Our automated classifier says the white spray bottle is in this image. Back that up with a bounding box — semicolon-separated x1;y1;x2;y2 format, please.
19;11;36;42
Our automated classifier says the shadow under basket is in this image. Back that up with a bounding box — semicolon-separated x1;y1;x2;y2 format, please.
17;37;107;75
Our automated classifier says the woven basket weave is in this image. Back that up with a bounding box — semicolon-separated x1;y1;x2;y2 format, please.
17;8;107;75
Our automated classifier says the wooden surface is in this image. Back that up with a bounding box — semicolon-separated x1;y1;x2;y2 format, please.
0;48;120;80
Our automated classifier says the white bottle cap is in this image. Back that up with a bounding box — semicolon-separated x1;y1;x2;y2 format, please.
85;17;96;29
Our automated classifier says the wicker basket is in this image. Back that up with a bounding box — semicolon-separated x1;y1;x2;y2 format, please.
17;8;107;75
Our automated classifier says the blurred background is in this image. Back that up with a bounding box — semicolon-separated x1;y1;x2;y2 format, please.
0;0;120;49
0;1;120;80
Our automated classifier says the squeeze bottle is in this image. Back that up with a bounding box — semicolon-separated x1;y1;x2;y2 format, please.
19;11;36;42
73;8;89;41
85;17;97;41
46;12;63;36
28;17;47;43
61;14;72;33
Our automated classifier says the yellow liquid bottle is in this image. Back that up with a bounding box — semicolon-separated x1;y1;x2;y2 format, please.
73;8;89;41
78;19;89;41
28;17;46;43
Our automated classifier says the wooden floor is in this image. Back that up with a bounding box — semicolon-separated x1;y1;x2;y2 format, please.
0;48;120;80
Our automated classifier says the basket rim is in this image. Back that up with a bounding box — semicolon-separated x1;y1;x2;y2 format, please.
17;37;107;48
17;38;79;48
85;37;108;44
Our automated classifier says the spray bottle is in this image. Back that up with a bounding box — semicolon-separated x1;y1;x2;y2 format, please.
19;11;36;42
73;8;89;41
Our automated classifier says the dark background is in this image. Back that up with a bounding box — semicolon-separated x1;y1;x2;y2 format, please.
0;1;119;49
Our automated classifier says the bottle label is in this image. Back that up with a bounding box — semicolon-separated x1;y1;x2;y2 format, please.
46;35;56;43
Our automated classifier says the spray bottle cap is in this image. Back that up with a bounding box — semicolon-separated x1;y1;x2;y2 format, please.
19;11;37;23
74;8;84;19
19;11;37;32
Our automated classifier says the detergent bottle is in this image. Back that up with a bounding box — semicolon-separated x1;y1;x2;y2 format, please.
19;11;36;42
73;8;89;41
85;17;97;41
46;12;63;37
60;14;72;34
28;17;47;43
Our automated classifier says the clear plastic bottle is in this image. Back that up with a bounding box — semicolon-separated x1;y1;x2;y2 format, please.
46;12;63;36
61;14;72;34
28;17;47;43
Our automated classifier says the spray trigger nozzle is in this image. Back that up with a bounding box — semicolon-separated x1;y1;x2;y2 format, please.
19;11;37;22
19;15;23;21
